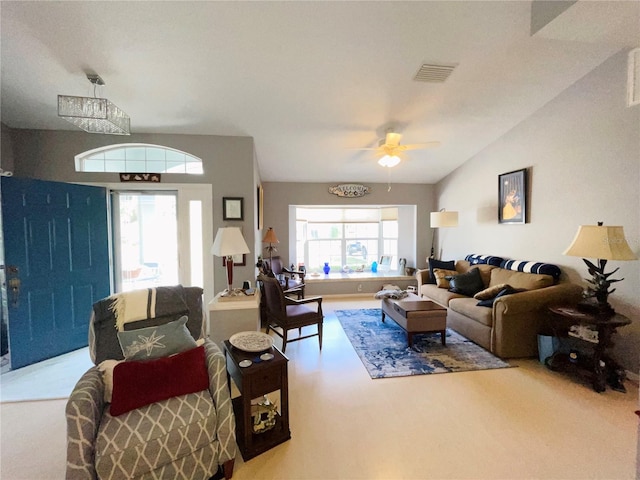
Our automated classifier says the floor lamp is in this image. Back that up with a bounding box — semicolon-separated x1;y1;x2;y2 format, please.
211;227;250;296
262;227;279;264
430;209;458;259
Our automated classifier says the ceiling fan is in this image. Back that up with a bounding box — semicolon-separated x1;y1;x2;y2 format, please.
356;131;440;167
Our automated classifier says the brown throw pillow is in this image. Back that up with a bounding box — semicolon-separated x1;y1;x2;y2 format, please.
474;283;511;300
433;268;457;289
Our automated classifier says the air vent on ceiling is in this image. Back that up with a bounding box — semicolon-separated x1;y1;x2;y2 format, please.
413;63;457;83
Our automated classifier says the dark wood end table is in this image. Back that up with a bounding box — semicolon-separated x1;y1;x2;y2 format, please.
224;340;291;461
546;305;631;393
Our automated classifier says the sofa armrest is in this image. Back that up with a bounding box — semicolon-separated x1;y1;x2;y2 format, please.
204;338;238;465
66;367;105;480
491;283;583;358
416;268;430;288
494;283;583;315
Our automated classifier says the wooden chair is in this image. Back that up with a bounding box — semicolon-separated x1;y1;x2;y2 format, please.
264;256;306;299
258;274;323;353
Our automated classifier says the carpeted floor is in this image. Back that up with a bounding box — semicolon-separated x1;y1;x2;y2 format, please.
0;347;90;403
335;308;511;379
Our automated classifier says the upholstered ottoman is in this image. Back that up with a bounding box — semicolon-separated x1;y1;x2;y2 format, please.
381;293;447;348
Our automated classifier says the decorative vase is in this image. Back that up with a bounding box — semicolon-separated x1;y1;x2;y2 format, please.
323;262;330;274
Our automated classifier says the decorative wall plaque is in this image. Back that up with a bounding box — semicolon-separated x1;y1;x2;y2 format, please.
119;173;161;183
328;184;371;198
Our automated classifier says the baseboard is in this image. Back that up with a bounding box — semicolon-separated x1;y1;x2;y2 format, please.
626;369;639;385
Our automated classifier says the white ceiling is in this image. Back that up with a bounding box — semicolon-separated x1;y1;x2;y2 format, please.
1;1;638;184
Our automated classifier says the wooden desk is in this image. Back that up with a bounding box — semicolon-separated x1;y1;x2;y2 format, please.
547;305;631;393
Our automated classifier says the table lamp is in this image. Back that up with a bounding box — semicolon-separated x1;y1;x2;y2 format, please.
211;227;250;296
563;222;637;314
430;209;458;258
262;227;279;264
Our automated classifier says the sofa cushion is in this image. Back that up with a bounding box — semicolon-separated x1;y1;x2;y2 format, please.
447;268;485;296
476;286;520;307
474;283;511;300
499;259;561;281
433;268;457;288
117;315;197;361
427;258;456;284
419;284;466;307
465;254;505;266
489;268;554;290
96;389;217;479
449;297;493;327
110;346;209;416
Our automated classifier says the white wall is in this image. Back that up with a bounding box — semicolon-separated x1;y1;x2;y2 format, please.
436;50;640;371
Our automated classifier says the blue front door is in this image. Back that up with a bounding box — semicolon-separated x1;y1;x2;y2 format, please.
1;177;111;369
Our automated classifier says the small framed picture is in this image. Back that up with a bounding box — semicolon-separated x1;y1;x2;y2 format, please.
223;197;244;221
379;255;392;266
222;254;246;266
498;168;527;224
256;185;264;230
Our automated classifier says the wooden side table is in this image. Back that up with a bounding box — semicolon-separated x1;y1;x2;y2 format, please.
224;340;290;461
546;305;631;393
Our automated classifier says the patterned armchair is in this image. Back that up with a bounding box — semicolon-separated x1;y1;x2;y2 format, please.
65;285;236;480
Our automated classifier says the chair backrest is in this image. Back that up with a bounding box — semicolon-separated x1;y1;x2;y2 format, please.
259;274;288;322
89;285;204;365
268;257;284;275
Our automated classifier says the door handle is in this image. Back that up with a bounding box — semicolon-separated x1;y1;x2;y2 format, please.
7;266;19;307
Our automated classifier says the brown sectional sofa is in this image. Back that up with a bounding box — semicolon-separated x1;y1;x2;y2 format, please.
416;259;582;358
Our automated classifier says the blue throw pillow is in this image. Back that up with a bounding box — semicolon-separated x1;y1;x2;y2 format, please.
428;258;455;284
117;315;197;361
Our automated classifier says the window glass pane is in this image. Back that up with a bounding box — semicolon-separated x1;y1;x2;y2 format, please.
189;201;203;288
75;144;203;174
166;150;185;161
104;148;125;160
146;147;166;161
127;147;146;160
166;161;186;173
105;159;126;172
83;159;104;172
308;240;342;272
126;160;146;172
383;220;398;237
147;160;166;173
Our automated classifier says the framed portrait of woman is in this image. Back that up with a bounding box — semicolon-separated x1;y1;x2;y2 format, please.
498;168;527;224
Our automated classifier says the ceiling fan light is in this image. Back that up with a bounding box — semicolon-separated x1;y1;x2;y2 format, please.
378;155;401;168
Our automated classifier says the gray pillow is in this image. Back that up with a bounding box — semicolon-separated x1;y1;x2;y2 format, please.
117;315;197;361
446;268;485;296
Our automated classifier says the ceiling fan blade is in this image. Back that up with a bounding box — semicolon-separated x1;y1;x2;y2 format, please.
385;132;402;147
397;141;441;151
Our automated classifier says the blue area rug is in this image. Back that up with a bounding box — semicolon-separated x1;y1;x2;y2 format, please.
335;308;511;379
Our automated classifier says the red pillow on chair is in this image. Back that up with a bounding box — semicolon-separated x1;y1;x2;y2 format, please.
110;345;209;416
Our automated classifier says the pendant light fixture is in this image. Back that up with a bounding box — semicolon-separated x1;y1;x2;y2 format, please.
58;74;130;135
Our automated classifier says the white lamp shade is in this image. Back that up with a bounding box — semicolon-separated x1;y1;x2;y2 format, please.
563;225;637;260
430;211;459;228
378;155;401;168
211;227;250;257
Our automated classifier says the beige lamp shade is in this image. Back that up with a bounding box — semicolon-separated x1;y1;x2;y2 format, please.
563;225;637;260
430;211;459;228
262;227;279;244
211;227;250;257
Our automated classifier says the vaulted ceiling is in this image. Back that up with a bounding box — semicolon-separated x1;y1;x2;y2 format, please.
2;1;638;184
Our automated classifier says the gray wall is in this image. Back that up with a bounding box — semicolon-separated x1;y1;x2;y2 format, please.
435;50;640;372
261;181;436;271
6;128;257;294
1;123;15;174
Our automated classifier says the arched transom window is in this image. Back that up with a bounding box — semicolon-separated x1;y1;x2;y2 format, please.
75;144;203;174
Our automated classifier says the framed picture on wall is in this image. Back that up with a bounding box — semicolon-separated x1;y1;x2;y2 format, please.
256;185;264;230
223;197;244;221
498;168;527;224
